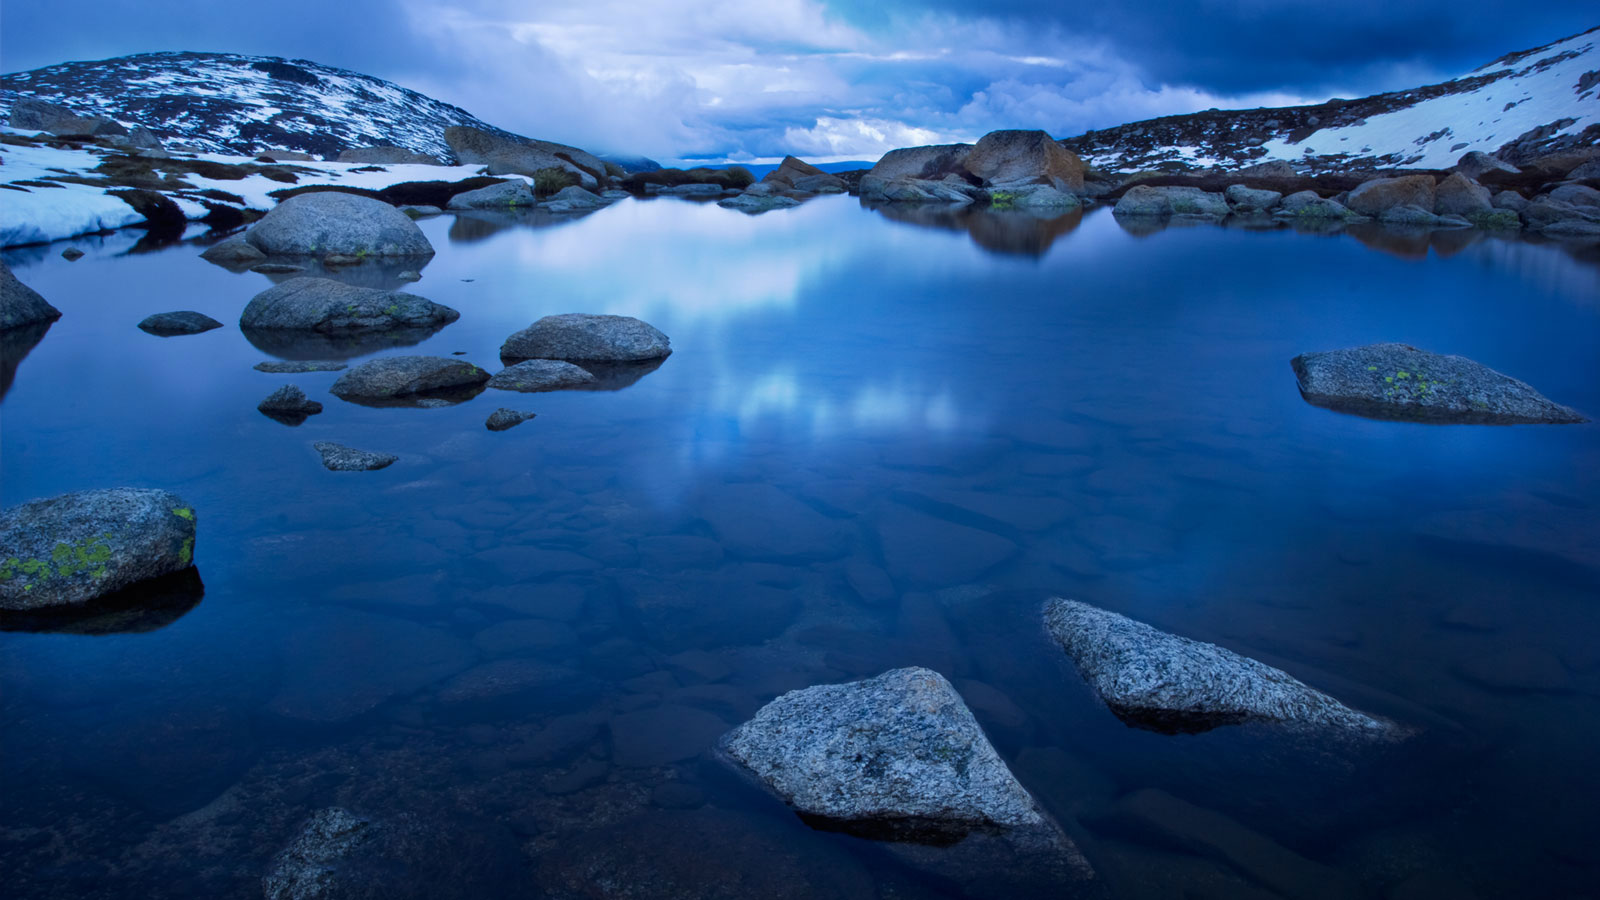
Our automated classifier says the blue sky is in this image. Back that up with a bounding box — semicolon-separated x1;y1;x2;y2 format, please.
2;1;1593;163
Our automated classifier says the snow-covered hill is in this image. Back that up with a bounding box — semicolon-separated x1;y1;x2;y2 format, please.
1059;27;1599;172
0;52;524;160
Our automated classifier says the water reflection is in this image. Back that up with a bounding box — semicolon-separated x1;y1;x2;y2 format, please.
0;319;53;400
242;321;454;361
0;568;204;635
865;203;1085;256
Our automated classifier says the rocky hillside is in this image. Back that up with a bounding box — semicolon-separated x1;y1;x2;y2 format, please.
1060;27;1599;173
0;52;525;161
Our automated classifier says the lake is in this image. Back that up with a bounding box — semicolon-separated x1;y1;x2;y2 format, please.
2;196;1597;899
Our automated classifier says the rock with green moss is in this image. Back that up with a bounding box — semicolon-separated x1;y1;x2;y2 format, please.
1292;342;1587;424
1;261;62;331
1;488;197;610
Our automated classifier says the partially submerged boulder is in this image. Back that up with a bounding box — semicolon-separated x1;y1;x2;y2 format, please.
542;185;607;212
199;237;267;266
485;408;536;432
500;314;671;363
446;180;536;209
1114;185;1229;218
719;192;802;213
329;356;489;403
1278;191;1363;221
137;311;223;336
257;384;324;422
1345;175;1436;217
244;192;435;258
1043;599;1398;737
868;143;974;182
1226;184;1282;211
963;130;1085;192
1;489;197;610
721;667;1080;852
487;359;597;392
240;278;458;334
1;261;62;331
1291;343;1585;424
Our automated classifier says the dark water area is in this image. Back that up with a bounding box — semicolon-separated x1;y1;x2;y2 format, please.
2;197;1598;899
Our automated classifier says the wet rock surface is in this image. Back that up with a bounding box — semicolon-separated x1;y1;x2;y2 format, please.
137;310;223;336
485;408;536;431
312;442;399;472
329;356;489;403
487;359;597;392
500;314;672;363
240;278;459;335
1044;598;1398;736
258;384;324;423
1291;343;1586;424
0;488;197;610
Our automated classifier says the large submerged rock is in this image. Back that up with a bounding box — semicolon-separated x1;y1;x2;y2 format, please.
243;192;435;258
1043;599;1398;737
721;667;1067;842
1;261;62;331
240;278;458;334
1291;343;1585;424
1;489;197;610
500;314;671;362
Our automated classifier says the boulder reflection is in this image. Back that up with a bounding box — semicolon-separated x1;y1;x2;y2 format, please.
864;203;1085;257
0;568;204;635
0;319;54;401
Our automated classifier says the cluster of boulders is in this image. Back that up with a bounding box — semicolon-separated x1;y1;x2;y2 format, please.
718;156;848;213
1112;163;1598;235
856;130;1085;210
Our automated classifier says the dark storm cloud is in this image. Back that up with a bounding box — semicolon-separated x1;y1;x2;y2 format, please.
834;0;1597;96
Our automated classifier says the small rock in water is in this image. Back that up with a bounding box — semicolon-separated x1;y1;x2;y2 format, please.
487;359;596;392
486;408;536;431
254;360;348;373
1291;343;1586;424
251;263;306;274
137;310;224;336
257;384;324;424
313;441;398;471
1;488;198;610
1043;598;1399;737
61;248;85;261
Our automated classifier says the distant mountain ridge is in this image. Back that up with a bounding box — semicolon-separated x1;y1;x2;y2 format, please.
1058;26;1600;172
0;51;529;161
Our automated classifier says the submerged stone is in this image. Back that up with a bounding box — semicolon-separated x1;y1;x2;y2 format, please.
241;278;459;334
1043;598;1397;737
1;488;197;610
1291;343;1585;424
244;191;435;257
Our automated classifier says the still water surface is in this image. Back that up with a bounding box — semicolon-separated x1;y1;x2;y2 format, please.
3;197;1598;898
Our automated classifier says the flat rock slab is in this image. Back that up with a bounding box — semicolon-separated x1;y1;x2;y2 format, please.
1291;343;1585;424
1;261;62;331
330;356;489;403
138;310;223;336
721;667;1066;842
313;442;398;472
487;359;596;392
255;360;348;373
1;488;196;610
241;278;459;334
501;313;671;362
1044;598;1398;737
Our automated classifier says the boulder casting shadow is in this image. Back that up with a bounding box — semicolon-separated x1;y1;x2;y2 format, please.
0;567;204;635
